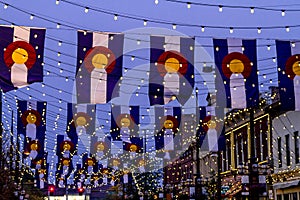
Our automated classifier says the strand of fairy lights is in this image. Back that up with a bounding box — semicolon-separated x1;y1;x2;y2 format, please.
2;1;300;34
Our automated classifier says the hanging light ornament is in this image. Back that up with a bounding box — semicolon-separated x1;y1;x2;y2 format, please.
187;2;191;9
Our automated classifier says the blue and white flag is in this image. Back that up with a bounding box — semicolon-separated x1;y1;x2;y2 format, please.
276;40;300;111
76;31;124;104
149;36;194;105
213;38;259;109
0;25;45;92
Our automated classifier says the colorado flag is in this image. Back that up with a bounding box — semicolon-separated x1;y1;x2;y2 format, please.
76;31;124;104
213;38;259;109
0;25;45;92
149;35;195;105
276;40;300;111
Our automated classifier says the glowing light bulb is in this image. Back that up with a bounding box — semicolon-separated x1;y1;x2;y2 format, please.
250;7;254;14
281;10;285;16
257;27;261;34
172;24;177;29
143;20;147;26
85;7;89;13
201;26;205;32
219;5;223;12
187;2;191;9
229;27;233;33
113;14;119;21
291;42;296;48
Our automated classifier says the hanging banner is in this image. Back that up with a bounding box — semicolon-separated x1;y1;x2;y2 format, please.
213;38;259;109
76;31;124;104
154;106;181;160
66;103;96;155
197;106;226;153
276;40;300;111
149;35;195;106
0;25;45;92
17;100;47;161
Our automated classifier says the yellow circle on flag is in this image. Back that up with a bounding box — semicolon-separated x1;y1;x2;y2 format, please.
30;143;38;151
62;159;70;166
87;159;94;166
121;117;131;128
163;119;174;129
229;59;244;73
63;143;71;151
26;113;37;124
292;61;300;76
112;159;119;166
207;119;217;129
139;159;145;166
97;143;105;151
12;48;28;64
165;57;180;73
76;116;87;126
92;53;108;69
130;144;138;152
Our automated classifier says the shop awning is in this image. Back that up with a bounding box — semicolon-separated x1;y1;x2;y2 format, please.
273;180;300;190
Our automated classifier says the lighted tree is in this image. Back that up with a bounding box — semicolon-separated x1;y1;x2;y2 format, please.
134;170;163;200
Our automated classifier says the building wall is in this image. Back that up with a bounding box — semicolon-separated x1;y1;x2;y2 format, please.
272;111;300;172
272;111;300;200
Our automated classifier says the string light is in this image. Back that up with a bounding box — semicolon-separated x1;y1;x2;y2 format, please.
229;27;233;34
55;0;59;5
187;2;191;9
201;26;205;32
30;14;34;20
285;26;290;32
58;41;62;46
143;20;148;26
172;24;177;29
250;7;254;14
281;10;285;16
114;14;118;21
155;0;159;5
85;7;89;13
218;5;223;12
3;0;300;35
291;42;296;48
56;23;61;29
3;4;8;9
267;45;271;51
257;27;261;34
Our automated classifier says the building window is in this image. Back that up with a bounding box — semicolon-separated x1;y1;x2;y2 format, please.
283;193;289;200
292;192;297;200
286;134;290;166
295;131;299;164
278;137;282;168
277;194;282;200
